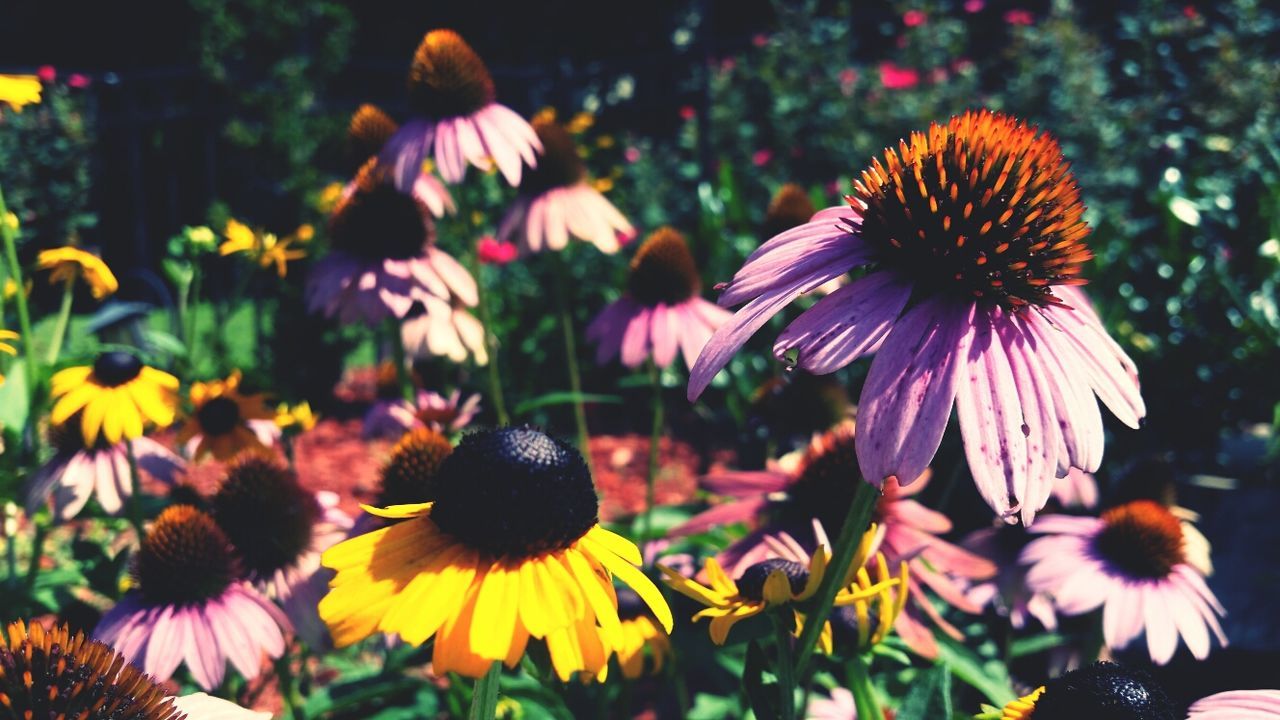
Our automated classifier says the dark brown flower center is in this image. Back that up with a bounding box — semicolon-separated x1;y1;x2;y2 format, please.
853;109;1092;311
762;183;817;240
348;104;400;166
330;161;433;261
0;621;182;720
627;227;700;306
1034;661;1176;720
431;426;598;561
134;505;238;606
407;29;496;119
93;351;142;387
1092;501;1185;579
736;559;809;602
774;426;863;536
197;396;241;437
519;118;585;196
212;457;319;579
379;427;453;507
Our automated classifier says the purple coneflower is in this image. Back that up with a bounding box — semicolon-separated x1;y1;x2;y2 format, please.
498;117;633;254
24;420;183;520
961;523;1058;631
689;109;1145;524
1021;500;1226;664
400;293;488;365
211;457;353;649
1187;690;1280;719
380;29;541;187
363;388;481;440
95;505;291;690
306;161;477;325
587;228;732;370
346;104;454;218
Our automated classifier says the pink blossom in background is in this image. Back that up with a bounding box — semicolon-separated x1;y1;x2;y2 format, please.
964;0;985;12
1187;690;1280;719
1182;5;1200;19
928;67;949;84
903;10;928;27
752;149;773;167
752;33;769;48
36;65;55;83
476;235;518;265
879;62;920;90
624;146;642;163
679;106;696;122
839;67;858;95
1004;9;1034;25
67;73;90;89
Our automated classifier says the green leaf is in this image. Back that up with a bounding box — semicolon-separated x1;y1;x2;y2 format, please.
897;664;953;720
0;358;30;430
933;634;1016;707
742;640;779;720
1009;633;1066;659
512;392;622;416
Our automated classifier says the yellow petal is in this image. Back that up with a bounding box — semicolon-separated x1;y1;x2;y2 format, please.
360;502;434;519
517;560;552;638
563;549;622;645
584;525;642;565
81;394;110;445
797;545;828;601
657;564;725;608
469;562;521;660
761;569;794;606
383;545;476;645
704;558;738;597
708;604;762;645
50;366;93;397
590;543;673;633
50;384;98;425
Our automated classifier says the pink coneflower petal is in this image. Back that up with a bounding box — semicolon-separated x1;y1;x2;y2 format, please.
544;189;570;250
855;297;971;489
620;306;653;367
1039;304;1145;428
1188;690;1280;718
701;470;791;496
773;271;911;374
672;497;768;536
716;227;868;308
586;297;636;364
145;605;184;681
650;304;678;368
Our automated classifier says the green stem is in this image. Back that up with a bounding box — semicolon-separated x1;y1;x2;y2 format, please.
551;258;595;479
847;653;883;720
774;616;798;720
0;185;38;422
642;360;664;543
44;278;75;364
124;441;147;541
794;481;881;675
473;260;509;425
275;649;307;720
386;319;416;404
468;662;502;720
23;521;47;592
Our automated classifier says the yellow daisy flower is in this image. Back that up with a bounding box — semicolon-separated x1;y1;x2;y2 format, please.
49;352;179;445
0;329;18;388
319;426;673;681
274;401;317;433
0;74;42;111
829;542;910;652
996;687;1045;720
611;589;673;680
36;247;119;299
219;219;307;278
177;371;276;462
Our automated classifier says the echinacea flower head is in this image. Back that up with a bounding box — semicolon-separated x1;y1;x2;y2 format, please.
25;420;183;520
50;352;179;446
610;587;673;680
762;183;817;240
1022;501;1226;664
380;29;541;187
378;427;453;507
962;523;1057;631
36;246;119;299
980;662;1176;720
0;74;42;110
1187;690;1280;719
498;117;634;254
95;505;290;690
347;104;455;218
211;456;353;648
690;109;1145;525
308;162;474;324
177;370;278;462
0;620;185;720
587;228;732;370
319;426;672;681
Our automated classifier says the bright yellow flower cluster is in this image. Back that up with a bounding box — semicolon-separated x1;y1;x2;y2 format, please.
219;219;309;278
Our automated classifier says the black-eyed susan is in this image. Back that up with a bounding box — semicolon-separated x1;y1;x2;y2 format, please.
49;351;179;445
36;246;119;299
0;328;17;387
319;426;673;681
976;662;1177;720
219;218;308;278
177;370;278;461
610;587;673;680
275;400;318;434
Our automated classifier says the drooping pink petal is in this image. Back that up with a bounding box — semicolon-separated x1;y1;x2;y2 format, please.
670;497;769;537
1040;303;1145;428
650;303;679;368
718;234;869;308
701;470;792;496
1165;582;1212;659
1188;690;1280;718
1142;582;1179;664
620;306;653;368
996;317;1061;522
773;271;912;374
1021;313;1105;472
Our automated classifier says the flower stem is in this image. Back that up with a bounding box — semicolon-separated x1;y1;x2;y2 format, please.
23;521;47;592
0;185;39;422
847;653;883;720
386;319;416;404
793;480;881;675
473;259;509;425
275;648;307;720
124;441;147;541
468;662;502;720
44;278;74;364
773;615;798;720
642;360;664;542
551;257;595;479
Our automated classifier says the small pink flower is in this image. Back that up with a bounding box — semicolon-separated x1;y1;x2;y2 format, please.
878;61;920;90
679;106;696;122
752;33;769;47
927;67;949;84
903;9;928;27
36;65;56;83
67;73;90;89
1004;9;1034;25
752;149;773;167
1182;5;1199;19
476;235;518;265
964;0;985;11
624;146;642;163
719;58;736;73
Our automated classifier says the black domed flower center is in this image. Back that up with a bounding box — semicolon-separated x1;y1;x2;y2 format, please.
1034;662;1176;720
134;505;237;606
0;621;182;720
92;351;142;387
1092;501;1186;580
330;162;433;261
736;559;809;602
762;183;817;240
431;426;598;561
348;104;400;166
407;29;496;119
212;457;319;579
775;426;862;536
197;396;242;437
627;228;701;306
829;604;885;648
520;118;586;196
379;427;454;507
854;110;1092;311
